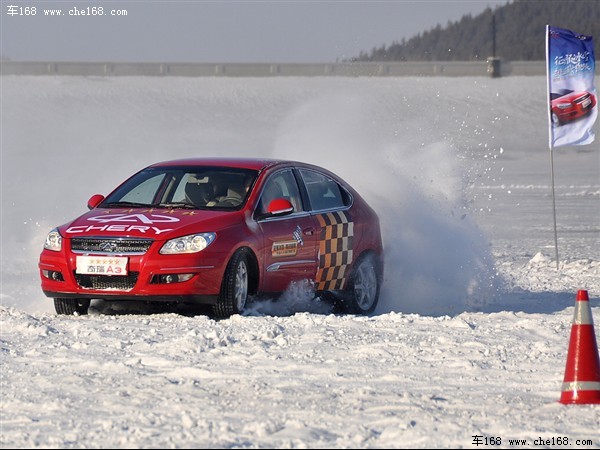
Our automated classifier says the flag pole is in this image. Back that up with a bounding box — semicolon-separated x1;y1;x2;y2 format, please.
545;25;560;270
549;149;560;270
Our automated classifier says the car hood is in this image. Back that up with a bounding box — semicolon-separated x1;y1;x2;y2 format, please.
58;207;245;241
552;91;590;103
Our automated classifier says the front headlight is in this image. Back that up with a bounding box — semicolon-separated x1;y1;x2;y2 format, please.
556;103;571;110
44;228;62;252
160;233;216;254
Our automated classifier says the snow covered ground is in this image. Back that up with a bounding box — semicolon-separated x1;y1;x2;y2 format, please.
1;75;599;448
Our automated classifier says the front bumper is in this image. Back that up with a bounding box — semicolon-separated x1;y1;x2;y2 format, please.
39;241;228;304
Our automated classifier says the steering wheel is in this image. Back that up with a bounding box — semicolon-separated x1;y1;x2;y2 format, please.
218;196;241;206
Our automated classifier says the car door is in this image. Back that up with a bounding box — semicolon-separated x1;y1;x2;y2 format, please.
297;168;356;292
257;169;319;293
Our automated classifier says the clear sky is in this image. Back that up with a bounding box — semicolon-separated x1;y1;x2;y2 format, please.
1;1;509;62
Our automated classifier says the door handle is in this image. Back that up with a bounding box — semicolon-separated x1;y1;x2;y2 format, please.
303;227;315;236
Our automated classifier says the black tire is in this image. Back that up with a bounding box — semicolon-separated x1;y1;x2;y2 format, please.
213;249;250;319
54;298;90;315
342;254;381;315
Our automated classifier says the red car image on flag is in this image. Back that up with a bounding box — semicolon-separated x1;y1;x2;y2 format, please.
550;89;596;127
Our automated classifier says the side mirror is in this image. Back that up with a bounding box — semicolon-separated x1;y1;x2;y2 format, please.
87;194;105;210
267;198;294;216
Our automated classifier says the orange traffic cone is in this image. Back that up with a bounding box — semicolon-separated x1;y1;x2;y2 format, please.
559;290;600;404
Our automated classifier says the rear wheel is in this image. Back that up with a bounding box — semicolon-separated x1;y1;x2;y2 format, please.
213;249;249;319
54;298;90;315
342;254;380;315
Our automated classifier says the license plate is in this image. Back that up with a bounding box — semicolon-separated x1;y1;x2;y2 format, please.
582;98;591;108
76;255;128;275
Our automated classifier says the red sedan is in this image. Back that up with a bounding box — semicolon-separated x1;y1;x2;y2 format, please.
550;89;596;126
39;158;384;318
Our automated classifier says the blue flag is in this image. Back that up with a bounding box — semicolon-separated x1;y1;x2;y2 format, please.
546;25;596;148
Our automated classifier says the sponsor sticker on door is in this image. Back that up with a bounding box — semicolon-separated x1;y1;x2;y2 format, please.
271;240;298;257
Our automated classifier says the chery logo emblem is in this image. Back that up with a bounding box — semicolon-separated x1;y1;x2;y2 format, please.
88;213;180;224
99;241;119;253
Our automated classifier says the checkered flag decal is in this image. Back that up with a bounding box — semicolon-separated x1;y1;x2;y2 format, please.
315;211;354;291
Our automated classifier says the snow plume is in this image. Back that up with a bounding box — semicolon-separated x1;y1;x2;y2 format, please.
246;279;334;316
273;92;499;315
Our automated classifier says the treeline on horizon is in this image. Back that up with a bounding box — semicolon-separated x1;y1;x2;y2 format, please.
352;0;598;62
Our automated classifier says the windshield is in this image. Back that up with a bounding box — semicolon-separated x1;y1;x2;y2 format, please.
102;166;258;210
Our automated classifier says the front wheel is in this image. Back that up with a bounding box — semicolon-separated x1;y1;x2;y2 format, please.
551;112;562;127
213;249;249;319
342;254;380;315
54;298;90;315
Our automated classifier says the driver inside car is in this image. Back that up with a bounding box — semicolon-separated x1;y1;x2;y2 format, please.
210;174;253;207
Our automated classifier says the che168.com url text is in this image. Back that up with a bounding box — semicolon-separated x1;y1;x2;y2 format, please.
5;5;128;17
472;435;596;447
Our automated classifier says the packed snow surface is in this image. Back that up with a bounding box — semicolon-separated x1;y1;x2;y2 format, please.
1;75;599;448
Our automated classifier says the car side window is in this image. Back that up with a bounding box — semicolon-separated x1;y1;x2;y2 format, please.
299;169;350;211
257;169;303;215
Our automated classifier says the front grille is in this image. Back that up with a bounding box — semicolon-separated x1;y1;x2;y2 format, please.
75;272;139;290
71;238;153;254
574;94;591;104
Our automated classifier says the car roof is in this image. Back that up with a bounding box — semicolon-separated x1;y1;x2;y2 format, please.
146;157;349;189
148;157;332;174
149;157;290;172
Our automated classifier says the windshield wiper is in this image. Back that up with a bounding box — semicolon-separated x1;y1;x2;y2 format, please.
102;201;198;209
101;201;152;208
158;202;198;209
